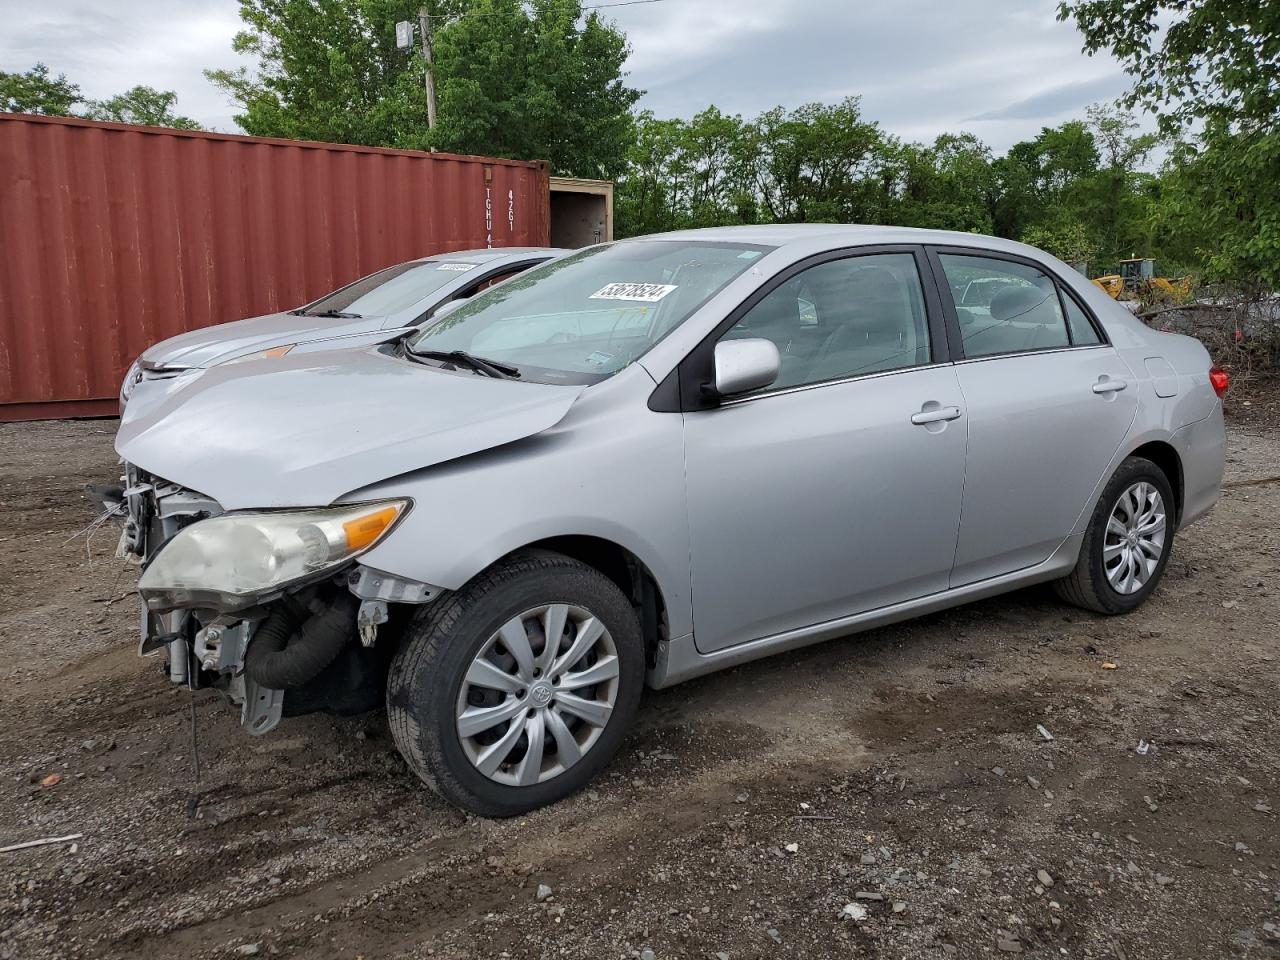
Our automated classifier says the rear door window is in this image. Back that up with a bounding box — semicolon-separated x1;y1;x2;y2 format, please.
1061;291;1103;346
938;254;1070;358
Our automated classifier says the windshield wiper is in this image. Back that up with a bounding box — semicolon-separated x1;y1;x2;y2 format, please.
408;349;521;379
302;309;363;319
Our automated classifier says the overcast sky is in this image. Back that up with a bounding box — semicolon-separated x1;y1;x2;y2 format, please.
0;0;1133;153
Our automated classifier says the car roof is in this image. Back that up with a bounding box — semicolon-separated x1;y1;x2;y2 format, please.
416;247;562;264
626;224;1045;258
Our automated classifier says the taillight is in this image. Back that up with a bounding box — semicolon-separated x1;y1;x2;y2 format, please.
1209;365;1229;398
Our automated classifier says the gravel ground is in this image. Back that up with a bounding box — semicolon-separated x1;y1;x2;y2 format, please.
1;383;1278;960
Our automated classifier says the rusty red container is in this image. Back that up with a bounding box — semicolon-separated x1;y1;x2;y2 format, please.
0;114;551;420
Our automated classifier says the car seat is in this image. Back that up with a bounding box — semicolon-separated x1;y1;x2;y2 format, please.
806;266;913;382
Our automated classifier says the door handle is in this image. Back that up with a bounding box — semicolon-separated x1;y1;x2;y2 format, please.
1092;377;1128;394
911;405;962;425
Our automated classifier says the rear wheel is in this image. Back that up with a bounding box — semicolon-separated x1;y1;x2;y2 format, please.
387;550;644;817
1054;456;1176;615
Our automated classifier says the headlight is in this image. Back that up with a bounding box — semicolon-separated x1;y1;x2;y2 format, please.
224;344;295;364
138;500;409;611
120;360;142;403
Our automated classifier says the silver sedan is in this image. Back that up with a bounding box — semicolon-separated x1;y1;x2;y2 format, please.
114;225;1227;816
118;247;559;414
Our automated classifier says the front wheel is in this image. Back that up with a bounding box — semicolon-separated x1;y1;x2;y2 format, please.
387;550;644;817
1054;455;1176;615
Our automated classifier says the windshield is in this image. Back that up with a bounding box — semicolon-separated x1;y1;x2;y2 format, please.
406;240;772;384
297;260;483;318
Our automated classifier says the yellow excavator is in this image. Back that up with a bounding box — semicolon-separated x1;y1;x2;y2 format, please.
1091;258;1193;301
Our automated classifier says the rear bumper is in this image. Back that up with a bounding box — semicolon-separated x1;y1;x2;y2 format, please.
1172;402;1226;529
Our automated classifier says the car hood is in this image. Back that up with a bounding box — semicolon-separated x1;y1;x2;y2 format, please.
139;311;397;368
116;347;585;509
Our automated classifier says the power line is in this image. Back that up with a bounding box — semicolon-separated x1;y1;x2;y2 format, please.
424;0;670;19
583;0;669;8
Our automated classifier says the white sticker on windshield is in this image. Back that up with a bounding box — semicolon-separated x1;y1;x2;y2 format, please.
589;282;677;303
436;262;478;272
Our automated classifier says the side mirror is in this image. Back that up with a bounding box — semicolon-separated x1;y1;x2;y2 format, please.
712;338;780;398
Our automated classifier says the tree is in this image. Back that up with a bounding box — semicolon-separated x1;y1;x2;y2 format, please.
84;85;202;130
1060;0;1280;135
0;63;82;115
1021;218;1097;265
206;0;423;146
749;98;893;223
992;121;1101;246
615;107;757;236
430;0;640;177
617;99;908;236
663;106;754;225
208;0;640;177
1085;103;1160;262
894;133;996;233
1060;0;1280;284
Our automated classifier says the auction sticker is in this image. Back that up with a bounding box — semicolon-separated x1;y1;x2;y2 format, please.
437;262;479;272
589;282;677;302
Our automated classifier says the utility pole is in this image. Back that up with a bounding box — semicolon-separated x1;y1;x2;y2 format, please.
419;6;438;130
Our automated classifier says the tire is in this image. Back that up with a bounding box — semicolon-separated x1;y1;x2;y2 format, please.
387;549;644;817
1054;456;1176;615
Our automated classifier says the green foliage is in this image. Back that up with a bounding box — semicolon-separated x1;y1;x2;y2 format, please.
617;100;1164;274
750;99;891;223
0;63;82;116
207;0;640;176
84;86;202;130
1060;0;1280;284
614;107;757;236
429;0;639;177
991;120;1095;245
893;133;996;233
1021;218;1097;265
2;64;200;131
8;1;1268;287
205;0;424;146
1155;125;1280;286
1083;104;1161;264
1060;0;1280;135
617;99;900;236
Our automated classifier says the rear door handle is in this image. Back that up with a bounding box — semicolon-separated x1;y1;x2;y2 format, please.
1093;377;1128;394
911;405;962;425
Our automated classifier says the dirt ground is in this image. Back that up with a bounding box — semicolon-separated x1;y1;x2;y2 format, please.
2;383;1278;960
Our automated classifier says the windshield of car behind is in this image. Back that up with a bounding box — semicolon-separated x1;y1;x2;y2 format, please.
298;260;480;318
405;241;772;384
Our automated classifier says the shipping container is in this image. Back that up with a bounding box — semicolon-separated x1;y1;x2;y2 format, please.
0;114;557;421
549;176;614;248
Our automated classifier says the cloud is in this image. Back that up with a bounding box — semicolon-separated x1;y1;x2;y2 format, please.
605;0;1134;150
0;0;248;131
968;75;1130;121
1;0;1135;150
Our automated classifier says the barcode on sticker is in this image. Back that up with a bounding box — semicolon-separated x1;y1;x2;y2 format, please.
589;282;677;303
437;262;478;272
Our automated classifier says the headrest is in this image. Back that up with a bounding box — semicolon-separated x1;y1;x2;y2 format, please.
989;284;1053;322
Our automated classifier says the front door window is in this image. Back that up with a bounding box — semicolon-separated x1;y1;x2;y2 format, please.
720;253;932;393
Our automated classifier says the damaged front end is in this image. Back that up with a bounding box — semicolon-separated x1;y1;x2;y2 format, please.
104;465;434;735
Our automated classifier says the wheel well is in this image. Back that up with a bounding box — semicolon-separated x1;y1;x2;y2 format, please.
521;536;669;667
1130;440;1184;524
